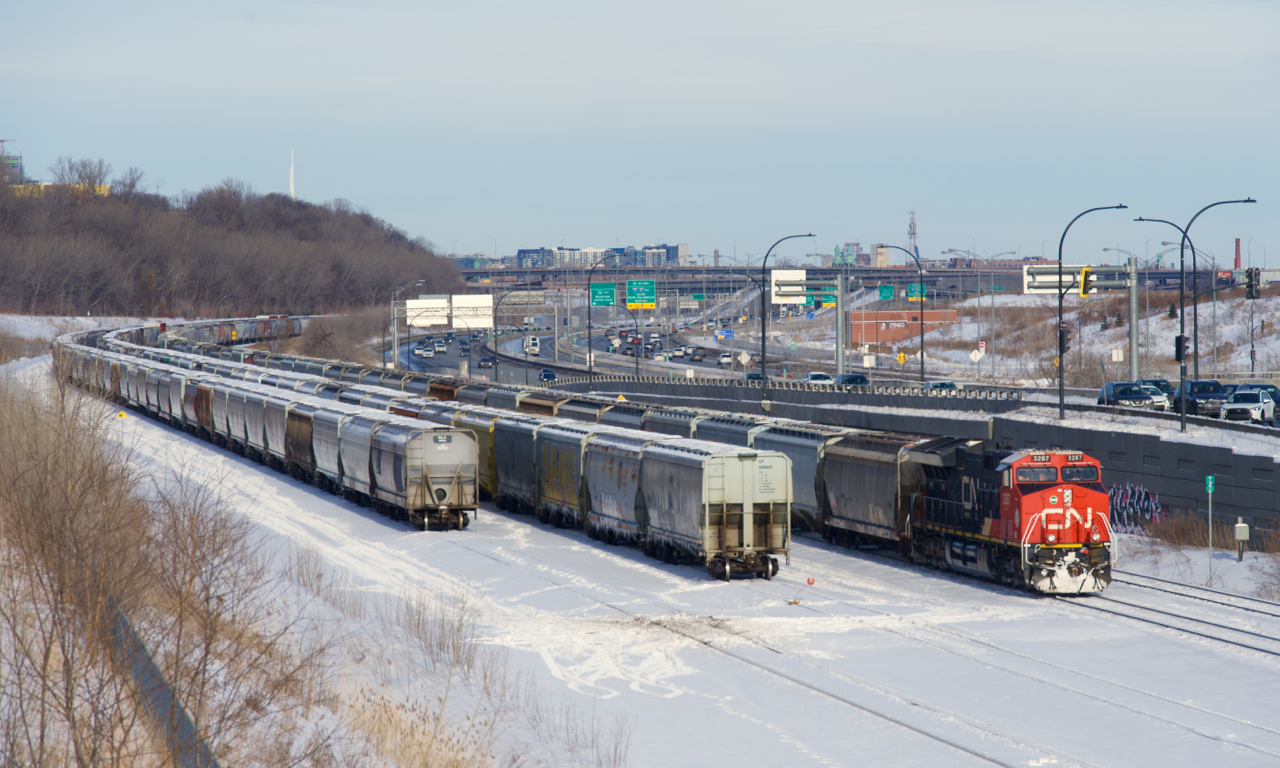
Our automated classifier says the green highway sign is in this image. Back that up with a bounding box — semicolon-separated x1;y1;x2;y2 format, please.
907;283;925;302
626;280;656;309
692;293;705;301
590;282;616;308
822;294;836;306
1206;475;1215;493
878;285;894;301
990;286;1004;291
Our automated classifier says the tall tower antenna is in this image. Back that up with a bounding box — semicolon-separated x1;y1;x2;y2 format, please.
907;210;918;255
289;149;295;200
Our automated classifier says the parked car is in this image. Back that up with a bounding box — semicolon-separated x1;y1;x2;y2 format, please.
478;356;496;368
835;373;870;386
539;368;557;382
1139;384;1170;411
803;372;835;384
1218;390;1276;424
1097;382;1158;409
1172;380;1229;416
1138;378;1175;396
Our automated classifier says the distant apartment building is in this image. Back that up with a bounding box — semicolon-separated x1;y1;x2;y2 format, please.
0;152;23;184
515;243;689;268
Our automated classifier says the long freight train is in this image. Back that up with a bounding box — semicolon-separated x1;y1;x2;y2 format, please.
73;317;1112;592
58;329;793;580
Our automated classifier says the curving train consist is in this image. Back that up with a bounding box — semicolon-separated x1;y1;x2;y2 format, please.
55;337;480;531
56;316;1113;592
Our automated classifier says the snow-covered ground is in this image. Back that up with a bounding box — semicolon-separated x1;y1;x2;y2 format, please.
12;354;1280;766
0;314;185;341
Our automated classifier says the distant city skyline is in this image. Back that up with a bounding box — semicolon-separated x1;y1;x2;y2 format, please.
5;1;1275;270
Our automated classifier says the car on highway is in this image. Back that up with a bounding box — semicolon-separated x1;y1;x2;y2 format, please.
911;381;960;391
478;356;495;368
539;368;557;382
1218;390;1276;424
434;341;446;353
1237;382;1280;402
718;353;733;366
421;347;435;358
1139;384;1170;411
1138;378;1175;396
1172;380;1229;416
622;346;636;356
689;350;705;362
671;347;684;358
744;372;764;382
412;347;428;358
1097;382;1158;409
803;372;834;384
835;373;870;386
444;332;455;342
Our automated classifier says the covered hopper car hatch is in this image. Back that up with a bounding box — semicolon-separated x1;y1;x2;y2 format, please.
822;436;1112;595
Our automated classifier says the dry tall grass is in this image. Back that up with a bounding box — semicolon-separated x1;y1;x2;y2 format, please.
285;545;632;768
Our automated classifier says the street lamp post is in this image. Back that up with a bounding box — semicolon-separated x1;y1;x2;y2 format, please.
586;254;620;390
490;289;518;384
622;306;641;377
760;234;815;404
946;248;1014;379
1056;206;1128;419
877;244;927;383
1138;198;1256;431
390;278;426;372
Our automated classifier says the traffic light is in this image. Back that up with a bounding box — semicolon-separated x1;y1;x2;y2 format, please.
1059;322;1072;356
1079;266;1095;297
1246;267;1261;300
1174;334;1191;362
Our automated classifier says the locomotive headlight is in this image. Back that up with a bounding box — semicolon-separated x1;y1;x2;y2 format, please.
1047;533;1057;543
1092;532;1101;541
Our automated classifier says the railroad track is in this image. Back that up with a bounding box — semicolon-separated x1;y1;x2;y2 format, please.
1056;574;1280;658
1113;569;1280;618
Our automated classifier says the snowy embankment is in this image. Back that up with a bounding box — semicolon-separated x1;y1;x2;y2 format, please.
0;314;185;341
14;353;1280;766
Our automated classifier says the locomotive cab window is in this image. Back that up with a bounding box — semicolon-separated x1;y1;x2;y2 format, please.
1061;465;1099;482
1002;469;1011;487
1015;466;1057;483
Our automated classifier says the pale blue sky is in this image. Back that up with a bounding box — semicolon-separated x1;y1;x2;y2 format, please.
6;0;1276;267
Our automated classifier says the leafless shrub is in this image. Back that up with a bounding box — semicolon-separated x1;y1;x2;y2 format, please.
0;374;154;765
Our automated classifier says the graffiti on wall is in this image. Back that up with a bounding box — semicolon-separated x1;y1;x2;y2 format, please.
1109;483;1168;534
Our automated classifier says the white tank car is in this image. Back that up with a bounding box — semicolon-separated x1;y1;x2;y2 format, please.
639;439;793;581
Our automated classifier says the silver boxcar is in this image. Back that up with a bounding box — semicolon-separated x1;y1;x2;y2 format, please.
640;439;792;580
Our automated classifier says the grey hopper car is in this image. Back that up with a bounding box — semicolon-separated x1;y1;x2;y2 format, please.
493;416;567;514
581;427;680;544
639;439;792;580
369;416;477;530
